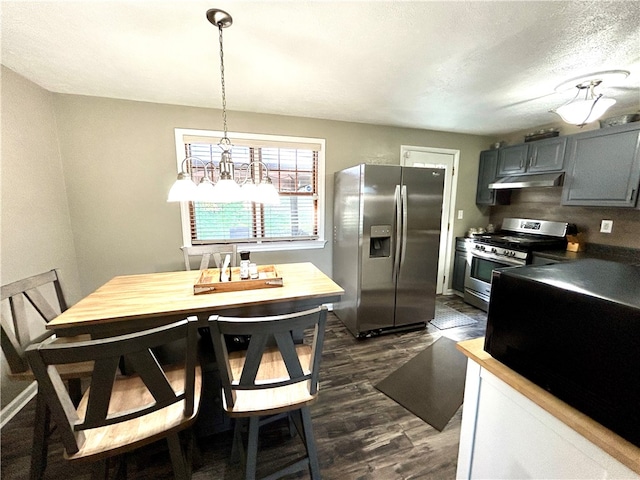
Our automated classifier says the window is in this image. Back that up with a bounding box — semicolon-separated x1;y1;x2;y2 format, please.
174;129;325;251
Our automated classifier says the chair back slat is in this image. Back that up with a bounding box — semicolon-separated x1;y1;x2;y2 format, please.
0;313;30;372
181;245;237;270
26;318;199;454
80;357;119;429
126;349;178;404
1;270;64;374
24;287;61;323
209;306;328;409
274;331;305;379
238;333;269;387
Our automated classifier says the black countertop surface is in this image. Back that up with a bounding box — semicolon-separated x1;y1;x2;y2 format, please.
532;243;640;266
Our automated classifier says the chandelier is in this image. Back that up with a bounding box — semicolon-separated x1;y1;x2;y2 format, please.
168;9;279;205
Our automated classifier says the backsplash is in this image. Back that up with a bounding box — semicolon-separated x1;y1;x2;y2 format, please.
489;187;640;249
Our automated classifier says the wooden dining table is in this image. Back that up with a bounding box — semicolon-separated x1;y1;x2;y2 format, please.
47;262;344;337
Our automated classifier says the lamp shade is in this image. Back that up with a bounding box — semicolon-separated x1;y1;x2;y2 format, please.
167;174;197;202
195;177;216;202
255;179;280;205
211;178;243;203
555;96;616;126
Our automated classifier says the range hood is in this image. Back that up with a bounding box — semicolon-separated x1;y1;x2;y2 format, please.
489;172;564;190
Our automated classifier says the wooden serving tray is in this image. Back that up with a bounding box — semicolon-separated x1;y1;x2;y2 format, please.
193;265;283;295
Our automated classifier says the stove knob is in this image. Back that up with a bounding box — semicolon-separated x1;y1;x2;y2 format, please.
491;248;497;254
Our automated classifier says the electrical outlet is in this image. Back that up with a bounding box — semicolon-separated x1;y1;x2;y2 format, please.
457;210;464;220
600;220;613;233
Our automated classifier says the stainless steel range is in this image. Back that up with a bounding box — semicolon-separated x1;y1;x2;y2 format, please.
464;218;572;311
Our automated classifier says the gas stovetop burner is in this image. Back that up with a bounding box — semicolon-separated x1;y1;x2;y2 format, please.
470;218;573;253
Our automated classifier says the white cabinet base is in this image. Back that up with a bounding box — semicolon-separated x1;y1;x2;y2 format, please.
456;360;639;479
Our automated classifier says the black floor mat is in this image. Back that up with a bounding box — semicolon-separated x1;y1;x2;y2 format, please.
375;336;467;431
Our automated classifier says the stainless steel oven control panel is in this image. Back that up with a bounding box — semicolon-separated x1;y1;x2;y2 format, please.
471;243;527;263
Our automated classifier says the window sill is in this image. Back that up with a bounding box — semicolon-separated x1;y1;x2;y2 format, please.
231;239;327;253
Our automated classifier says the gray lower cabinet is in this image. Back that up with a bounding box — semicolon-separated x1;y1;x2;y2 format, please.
497;137;566;176
476;150;510;205
561;122;640;207
452;238;468;294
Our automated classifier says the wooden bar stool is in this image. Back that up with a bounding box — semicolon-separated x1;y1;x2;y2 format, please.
25;318;202;479
208;305;327;480
1;269;94;479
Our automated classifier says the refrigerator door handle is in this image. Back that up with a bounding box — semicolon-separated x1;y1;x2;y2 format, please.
393;184;401;281
401;185;408;267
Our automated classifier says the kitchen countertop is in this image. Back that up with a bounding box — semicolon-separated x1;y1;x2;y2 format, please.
533;243;640;266
456;337;640;475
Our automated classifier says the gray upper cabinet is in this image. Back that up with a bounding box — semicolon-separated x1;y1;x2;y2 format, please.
497;137;566;176
561;123;640;207
476;149;499;205
497;144;528;175
527;136;566;173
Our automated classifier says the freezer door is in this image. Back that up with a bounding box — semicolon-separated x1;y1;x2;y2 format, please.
358;164;401;332
395;167;444;327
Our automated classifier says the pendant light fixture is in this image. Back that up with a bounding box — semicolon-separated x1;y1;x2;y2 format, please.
168;9;279;205
552;80;615;127
551;70;628;127
207;8;241;203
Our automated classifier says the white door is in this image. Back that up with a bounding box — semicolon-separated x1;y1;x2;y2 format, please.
400;146;459;295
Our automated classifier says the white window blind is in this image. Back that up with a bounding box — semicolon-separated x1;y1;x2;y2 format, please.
180;133;322;245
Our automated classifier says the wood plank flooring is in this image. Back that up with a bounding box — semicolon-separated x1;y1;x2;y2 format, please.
1;295;486;480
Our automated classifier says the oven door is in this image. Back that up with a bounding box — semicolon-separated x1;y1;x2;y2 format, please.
464;250;523;310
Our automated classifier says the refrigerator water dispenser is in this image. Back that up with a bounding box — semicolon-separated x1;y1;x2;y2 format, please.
369;225;391;257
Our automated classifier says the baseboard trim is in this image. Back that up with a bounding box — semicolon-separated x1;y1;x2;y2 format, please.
1;381;37;429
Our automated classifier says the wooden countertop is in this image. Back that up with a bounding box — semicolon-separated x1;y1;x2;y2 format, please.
457;337;640;475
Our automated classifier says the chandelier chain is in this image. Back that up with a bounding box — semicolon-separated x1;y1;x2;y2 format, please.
218;22;229;141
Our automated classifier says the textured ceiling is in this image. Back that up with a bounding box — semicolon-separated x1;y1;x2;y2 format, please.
2;1;639;136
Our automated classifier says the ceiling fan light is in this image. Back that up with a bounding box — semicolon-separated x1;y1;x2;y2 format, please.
555;96;615;126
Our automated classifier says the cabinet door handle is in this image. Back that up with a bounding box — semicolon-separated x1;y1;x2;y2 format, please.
631;188;637;203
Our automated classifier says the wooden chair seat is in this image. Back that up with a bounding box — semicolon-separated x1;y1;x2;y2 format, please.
224;345;316;416
68;364;202;463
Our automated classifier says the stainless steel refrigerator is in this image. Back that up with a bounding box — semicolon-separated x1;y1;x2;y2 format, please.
333;164;444;337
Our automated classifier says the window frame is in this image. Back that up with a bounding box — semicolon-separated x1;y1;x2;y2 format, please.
174;128;326;252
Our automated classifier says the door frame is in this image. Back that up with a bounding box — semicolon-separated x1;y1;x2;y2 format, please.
400;145;460;295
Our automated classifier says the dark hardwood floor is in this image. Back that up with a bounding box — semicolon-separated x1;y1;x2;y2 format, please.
1;295;487;480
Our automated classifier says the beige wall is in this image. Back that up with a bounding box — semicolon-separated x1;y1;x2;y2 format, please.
1;67;491;406
1;66;81;407
52;94;493;296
